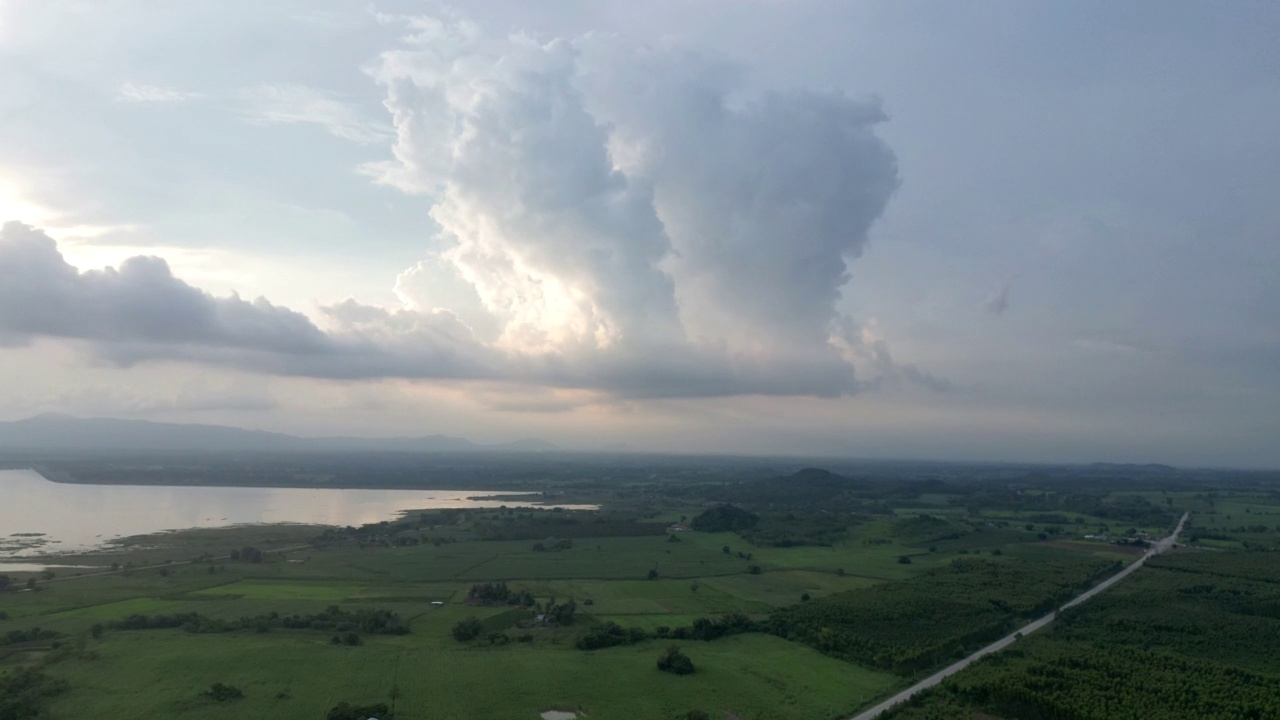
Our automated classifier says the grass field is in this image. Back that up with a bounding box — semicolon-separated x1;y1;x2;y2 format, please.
38;625;900;720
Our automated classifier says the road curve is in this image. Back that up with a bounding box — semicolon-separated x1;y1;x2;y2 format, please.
848;512;1190;720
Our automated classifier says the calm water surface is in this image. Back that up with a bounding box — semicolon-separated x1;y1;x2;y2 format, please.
0;468;591;566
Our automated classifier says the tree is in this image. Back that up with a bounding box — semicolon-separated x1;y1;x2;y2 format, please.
25;578;36;591
657;646;696;675
647;568;660;580
801;593;811;602
0;575;8;591
452;617;484;642
897;555;912;564
749;565;762;575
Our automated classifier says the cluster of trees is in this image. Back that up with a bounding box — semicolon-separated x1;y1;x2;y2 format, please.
228;546;263;563
0;668;68;719
108;606;409;637
768;558;1119;675
576;613;756;651
466;582;536;607
1;627;60;646
451;617;485;642
477;511;667;541
540;598;577;626
951;488;1175;529
0;576;36;593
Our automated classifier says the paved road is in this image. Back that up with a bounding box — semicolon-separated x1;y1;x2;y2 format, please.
848;512;1190;720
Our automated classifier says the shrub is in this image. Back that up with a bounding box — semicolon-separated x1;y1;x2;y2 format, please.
452;617;484;642
657;646;696;675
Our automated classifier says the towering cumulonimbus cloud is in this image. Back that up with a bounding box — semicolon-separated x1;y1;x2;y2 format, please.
370;15;901;393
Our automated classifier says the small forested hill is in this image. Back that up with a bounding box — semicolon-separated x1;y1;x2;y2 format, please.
693;468;881;508
690;504;760;532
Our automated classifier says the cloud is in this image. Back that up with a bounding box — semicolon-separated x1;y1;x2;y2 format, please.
0;14;939;401
237;84;393;145
829;317;951;392
0;222;330;354
116;82;202;103
362;14;907;394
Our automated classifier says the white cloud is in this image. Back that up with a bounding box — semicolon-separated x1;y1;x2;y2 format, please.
237;84;393;145
363;15;906;394
116;82;202;103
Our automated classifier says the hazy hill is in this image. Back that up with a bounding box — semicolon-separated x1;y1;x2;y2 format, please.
0;414;556;454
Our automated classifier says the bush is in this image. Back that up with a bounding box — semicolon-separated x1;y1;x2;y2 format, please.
657;646;696;675
898;555;913;565
326;701;392;720
200;683;244;702
452;617;484;642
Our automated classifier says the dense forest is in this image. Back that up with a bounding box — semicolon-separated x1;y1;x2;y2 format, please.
768;558;1117;675
888;551;1280;719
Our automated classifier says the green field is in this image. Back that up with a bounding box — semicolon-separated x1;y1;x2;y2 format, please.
3;464;1277;720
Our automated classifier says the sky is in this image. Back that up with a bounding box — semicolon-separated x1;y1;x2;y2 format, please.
0;0;1276;467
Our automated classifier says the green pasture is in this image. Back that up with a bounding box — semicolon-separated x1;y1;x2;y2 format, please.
42;630;899;720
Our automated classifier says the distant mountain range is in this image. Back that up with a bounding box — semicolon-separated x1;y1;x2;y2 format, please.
0;414;558;454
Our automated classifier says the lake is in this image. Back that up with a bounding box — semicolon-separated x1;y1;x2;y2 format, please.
0;468;593;568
